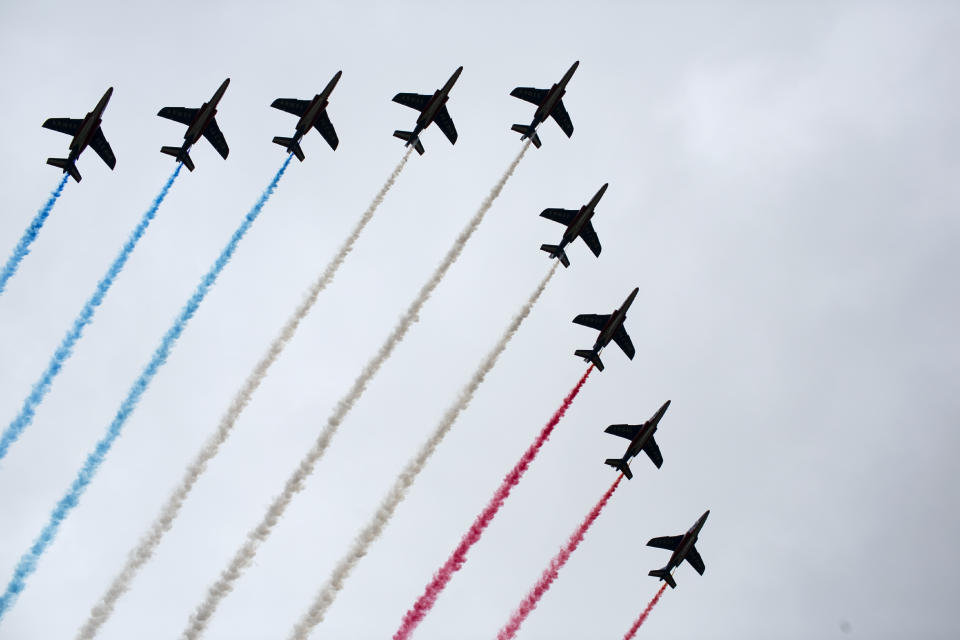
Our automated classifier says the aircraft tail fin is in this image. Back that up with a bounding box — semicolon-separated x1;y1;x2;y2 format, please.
46;158;81;182
161;146;194;171
605;458;633;479
540;244;570;268
574;349;604;371
393;131;425;155
272;136;305;161
511;124;542;148
649;568;677;589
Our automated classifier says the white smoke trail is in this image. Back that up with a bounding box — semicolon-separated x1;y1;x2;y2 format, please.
288;262;557;640
76;149;412;640
181;141;531;639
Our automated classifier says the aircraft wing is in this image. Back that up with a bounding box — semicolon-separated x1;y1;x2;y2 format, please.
202;118;229;159
393;93;431;112
313;110;339;150
647;535;683;551
643;437;663;468
572;314;610;331
510;87;549;106
271;98;311;117
550;99;574;137
433;105;458;144
42;117;83;136
604;424;640;441
579;221;602;257
157;107;199;126
89;129;116;169
686;546;706;575
540;208;578;226
612;325;635;359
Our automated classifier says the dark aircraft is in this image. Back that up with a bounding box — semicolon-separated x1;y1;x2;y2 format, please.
572;286;638;371
42;87;116;182
158;78;230;171
603;400;671;479
510;61;579;148
647;510;710;589
392;66;463;155
271;70;342;160
540;182;607;267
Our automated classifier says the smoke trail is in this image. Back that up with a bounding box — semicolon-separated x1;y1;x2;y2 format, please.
0;174;69;296
622;583;668;640
0;155;291;624
183;141;531;640
497;474;624;640
0;164;183;463
288;262;558;640
76;149;412;640
394;364;594;640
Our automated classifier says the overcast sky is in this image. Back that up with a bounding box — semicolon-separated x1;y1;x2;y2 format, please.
0;1;958;639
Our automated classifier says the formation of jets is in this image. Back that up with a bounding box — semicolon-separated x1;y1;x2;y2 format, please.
41;62;586;180
39;60;711;594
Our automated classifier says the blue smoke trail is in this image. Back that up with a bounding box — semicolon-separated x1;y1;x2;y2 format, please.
0;174;70;296
0;164;183;463
0;154;292;622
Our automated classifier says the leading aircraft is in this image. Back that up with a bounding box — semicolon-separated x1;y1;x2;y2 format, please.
572;286;638;371
647;510;710;589
603;400;671;479
392;66;463;155
42;87;116;182
271;70;342;160
540;182;607;267
510;61;579;148
158;78;230;171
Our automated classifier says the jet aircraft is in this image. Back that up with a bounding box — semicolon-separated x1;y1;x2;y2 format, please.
572;286;638;371
510;61;579;148
603;400;671;479
158;78;230;171
42;87;116;182
540;182;607;267
647;510;710;589
271;70;342;160
392;66;463;155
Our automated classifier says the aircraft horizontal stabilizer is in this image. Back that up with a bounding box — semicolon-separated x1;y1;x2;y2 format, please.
272;136;305;161
605;458;632;479
46;158;81;182
511;124;541;148
393;130;424;155
649;568;677;589
574;349;604;371
540;244;569;267
160;146;194;171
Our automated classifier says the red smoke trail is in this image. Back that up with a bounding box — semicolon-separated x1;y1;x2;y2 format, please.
393;366;594;640
496;474;624;640
622;582;668;639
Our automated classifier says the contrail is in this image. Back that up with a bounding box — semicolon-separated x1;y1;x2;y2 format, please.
622;583;668;640
76;149;412;640
182;141;531;640
0;173;69;296
0;164;183;463
497;474;624;640
288;262;559;640
0;155;291;624
394;364;594;640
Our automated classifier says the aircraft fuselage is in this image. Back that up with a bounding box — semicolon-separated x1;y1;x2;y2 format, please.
413;66;462;137
183;79;229;145
68;87;112;161
593;287;638;352
532;61;578;125
664;511;710;572
294;71;341;137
